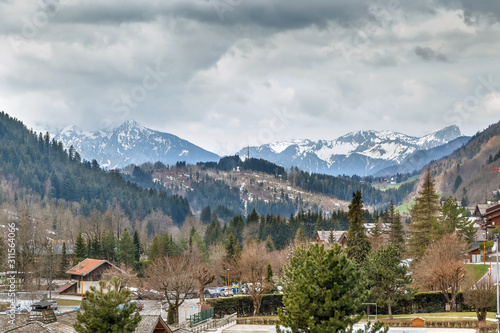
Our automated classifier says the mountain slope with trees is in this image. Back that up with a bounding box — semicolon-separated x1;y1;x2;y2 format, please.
413;121;500;205
0;112;191;225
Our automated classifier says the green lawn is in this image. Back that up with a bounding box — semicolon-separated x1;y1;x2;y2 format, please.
53;299;82;307
465;264;490;282
373;176;419;192
395;201;415;214
244;312;495;321
371;312;495;320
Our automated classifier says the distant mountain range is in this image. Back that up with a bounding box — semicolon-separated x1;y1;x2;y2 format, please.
237;126;470;176
54;121;470;176
53;120;220;169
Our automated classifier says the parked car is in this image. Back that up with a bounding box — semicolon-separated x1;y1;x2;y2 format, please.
204;288;219;298
219;287;234;297
118;300;143;311
46;300;58;310
5;307;29;315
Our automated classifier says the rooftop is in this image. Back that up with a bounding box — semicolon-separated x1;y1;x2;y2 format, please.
66;259;111;277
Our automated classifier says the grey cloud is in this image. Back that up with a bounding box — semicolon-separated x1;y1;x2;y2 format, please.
435;0;500;25
414;46;450;62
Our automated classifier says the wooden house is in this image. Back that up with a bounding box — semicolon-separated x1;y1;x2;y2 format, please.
314;231;347;248
62;259;123;295
475;203;500;240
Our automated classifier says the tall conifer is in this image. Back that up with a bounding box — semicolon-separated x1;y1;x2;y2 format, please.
345;191;371;264
408;171;440;258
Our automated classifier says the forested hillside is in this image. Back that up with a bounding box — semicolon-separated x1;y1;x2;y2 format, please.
0;112;191;225
143;157;416;219
415;121;500;205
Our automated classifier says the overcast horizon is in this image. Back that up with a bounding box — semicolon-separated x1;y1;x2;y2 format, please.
1;0;500;155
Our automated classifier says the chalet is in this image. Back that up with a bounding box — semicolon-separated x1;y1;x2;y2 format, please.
363;223;390;235
466;242;482;263
475;202;500;240
60;258;123;295
315;231;347;248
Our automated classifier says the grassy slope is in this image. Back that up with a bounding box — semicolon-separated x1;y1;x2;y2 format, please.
373;175;419;192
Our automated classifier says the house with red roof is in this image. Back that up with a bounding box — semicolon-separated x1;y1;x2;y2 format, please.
59;259;122;295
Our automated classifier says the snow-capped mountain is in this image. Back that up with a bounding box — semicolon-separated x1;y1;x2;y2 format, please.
237;126;470;176
53;120;220;169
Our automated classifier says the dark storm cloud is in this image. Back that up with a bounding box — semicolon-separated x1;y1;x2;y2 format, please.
435;0;500;24
50;0;375;30
414;46;450;62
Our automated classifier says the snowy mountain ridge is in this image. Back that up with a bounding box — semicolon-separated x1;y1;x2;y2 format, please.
237;126;469;176
53;120;220;169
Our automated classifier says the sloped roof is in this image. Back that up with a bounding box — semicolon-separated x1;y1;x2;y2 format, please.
66;259;113;276
316;231;346;243
47;322;77;333
134;315;172;333
475;204;494;216
56;310;79;327
5;321;53;332
56;282;76;293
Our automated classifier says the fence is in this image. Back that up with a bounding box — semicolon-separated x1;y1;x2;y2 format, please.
190;312;237;333
190;308;214;325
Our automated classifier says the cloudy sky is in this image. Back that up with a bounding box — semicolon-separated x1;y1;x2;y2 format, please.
1;0;500;155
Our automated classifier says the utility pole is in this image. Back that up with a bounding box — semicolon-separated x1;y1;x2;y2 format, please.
496;234;500;333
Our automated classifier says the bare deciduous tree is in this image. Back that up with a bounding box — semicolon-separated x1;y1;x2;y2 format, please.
191;251;215;303
413;233;467;311
464;281;496;328
102;265;138;290
232;241;273;316
146;255;196;325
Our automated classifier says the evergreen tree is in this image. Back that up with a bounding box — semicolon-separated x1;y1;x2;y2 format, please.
148;235;161;262
117;228;135;267
200;206;212;224
101;232;116;262
225;233;241;264
328;231;336;244
436;196;476;243
90;237;101;259
364;244;413;319
204;219;221;246
278;244;382;332
408;171;440;258
345;191;371;264
59;242;68;277
73;231;87;264
387;200;405;254
133;230;141;262
370;217;384;252
265;235;275;252
266;263;273;283
293;226;306;246
247;208;259;224
74;277;141;333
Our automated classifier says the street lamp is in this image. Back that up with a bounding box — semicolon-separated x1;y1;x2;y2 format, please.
227;268;230;297
496;233;499;333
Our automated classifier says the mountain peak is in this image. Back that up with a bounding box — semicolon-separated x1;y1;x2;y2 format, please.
118;119;144;130
53;121;220;169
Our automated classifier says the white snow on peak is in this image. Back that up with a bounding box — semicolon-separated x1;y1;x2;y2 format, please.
268;139;312;154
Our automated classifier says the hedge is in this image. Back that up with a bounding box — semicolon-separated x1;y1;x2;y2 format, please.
207;294;283;318
207;292;481;318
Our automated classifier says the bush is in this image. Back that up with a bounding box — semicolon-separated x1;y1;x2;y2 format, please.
207;294;283;318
